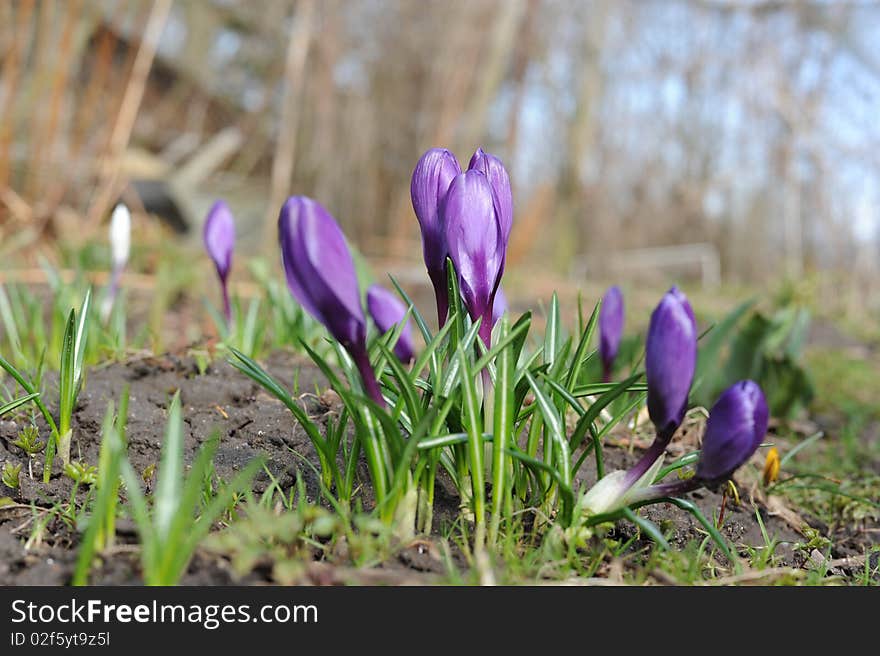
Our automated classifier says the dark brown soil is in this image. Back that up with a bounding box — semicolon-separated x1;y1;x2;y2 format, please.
0;353;872;585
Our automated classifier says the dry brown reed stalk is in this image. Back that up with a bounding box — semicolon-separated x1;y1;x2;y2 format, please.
86;0;172;233
0;0;35;203
23;0;58;201
264;0;315;250
34;0;84;221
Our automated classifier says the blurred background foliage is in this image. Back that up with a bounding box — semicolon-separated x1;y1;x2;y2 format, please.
0;0;877;419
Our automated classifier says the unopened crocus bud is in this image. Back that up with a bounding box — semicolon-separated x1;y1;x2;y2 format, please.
645;286;697;441
102;203;131;321
367;284;415;363
468;147;513;244
279;197;383;406
110;203;131;272
443;170;506;348
599;286;624;382
411;148;461;326
696;380;769;484
492;285;508;325
203;200;236;324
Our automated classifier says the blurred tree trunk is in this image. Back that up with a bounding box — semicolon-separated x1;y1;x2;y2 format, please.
555;0;609;273
460;0;527;150
505;0;539;168
265;0;315;249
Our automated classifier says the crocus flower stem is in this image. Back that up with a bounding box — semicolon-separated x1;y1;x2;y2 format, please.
351;347;386;408
221;283;232;327
625;476;702;506
478;307;493;351
619;427;675;491
430;269;449;328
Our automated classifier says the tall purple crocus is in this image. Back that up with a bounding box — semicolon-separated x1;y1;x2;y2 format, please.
582;287;697;515
443;170;507;348
599;286;624;382
468;148;513;245
581;380;769;516
645;286;697;441
367;284;415;363
278;196;384;407
203;200;235;325
411;148;461;327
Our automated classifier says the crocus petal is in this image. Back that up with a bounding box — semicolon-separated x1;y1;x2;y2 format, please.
696;380;769;482
492;285;508;325
645;286;697;439
278;196;366;349
599;286;624;374
411;148;461;276
468;147;513;244
367;284;415;362
443;170;505;323
203;200;235;282
110;203;131;271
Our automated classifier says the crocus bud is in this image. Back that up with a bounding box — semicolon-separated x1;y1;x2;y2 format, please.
492;285;508;326
443;170;506;348
279;197;383;406
599;286;624;382
203;200;236;324
696;380;769;484
110;203;131;272
411;148;461;326
645;286;697;440
468;147;513;243
102;203;131;321
367;284;415;363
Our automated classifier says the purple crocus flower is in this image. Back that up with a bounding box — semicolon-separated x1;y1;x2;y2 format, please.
696;380;769;483
367;284;415;363
645;286;697;441
599;286;624;382
411;148;461;327
582;286;697;514
278;196;383;406
468;148;513;244
443;170;506;348
203;200;235;324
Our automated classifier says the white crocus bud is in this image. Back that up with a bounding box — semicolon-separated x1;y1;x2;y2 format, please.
580;454;666;517
102;203;131;321
110;203;131;271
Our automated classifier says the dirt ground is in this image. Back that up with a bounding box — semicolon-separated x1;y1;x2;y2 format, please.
0;353;875;585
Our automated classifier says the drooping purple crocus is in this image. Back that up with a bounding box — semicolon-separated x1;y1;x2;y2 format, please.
411;148;461;327
367;284;415;363
696;380;769;483
203;200;236;325
443;170;507;348
582;380;770;515
645;286;697;441
278;196;383;406
468;148;513;245
599;286;624;382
